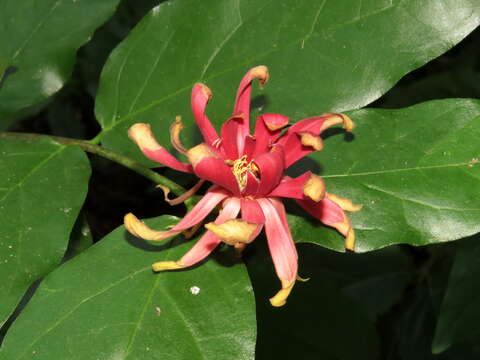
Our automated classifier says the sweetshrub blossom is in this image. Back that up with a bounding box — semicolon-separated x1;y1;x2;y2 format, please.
125;66;360;306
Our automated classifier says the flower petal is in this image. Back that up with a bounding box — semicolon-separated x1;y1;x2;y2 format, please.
233;66;270;153
220;115;243;159
277;113;354;168
205;219;258;245
152;197;241;271
241;198;265;242
267;172;312;199
257;198;298;307
187;144;239;194
254;145;285;195
252;113;289;157
124;186;229;241
296;193;360;251
191;83;220;145
128;123;192;173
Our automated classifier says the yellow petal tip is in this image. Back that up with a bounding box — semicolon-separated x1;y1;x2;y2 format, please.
269;279;295;307
152;261;184;272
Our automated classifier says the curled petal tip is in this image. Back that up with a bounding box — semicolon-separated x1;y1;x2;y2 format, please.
269;279;295;307
205;219;258;245
124;213;169;241
327;193;362;212
341;114;355;131
263;113;289;131
303;174;326;202
152;261;184;272
187;143;217;166
345;228;356;251
194;82;213;99
170;116;188;154
320;113;355;132
128;123;161;151
249;65;269;88
298;132;324;151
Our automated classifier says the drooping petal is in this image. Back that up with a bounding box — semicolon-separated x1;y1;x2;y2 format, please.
191;83;220;145
232;66;270;154
254;145;285;195
128;123;192;173
241;198;265;242
187;144;239;194
257;198;298;307
241;198;265;224
296;193;361;251
152;197;241;271
252;113;289;157
277;113;354;168
124;186;229;241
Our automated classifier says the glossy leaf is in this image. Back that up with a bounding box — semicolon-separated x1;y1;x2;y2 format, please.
433;234;480;354
0;0;121;125
0;216;256;360
94;0;480;165
290;99;480;252
0;138;90;326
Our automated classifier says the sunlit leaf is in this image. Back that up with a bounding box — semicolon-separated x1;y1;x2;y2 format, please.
94;0;479;165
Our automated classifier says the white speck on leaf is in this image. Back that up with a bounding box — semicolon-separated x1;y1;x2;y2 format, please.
155;306;161;316
190;286;200;295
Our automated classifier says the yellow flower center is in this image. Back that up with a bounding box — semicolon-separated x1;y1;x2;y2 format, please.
230;155;259;192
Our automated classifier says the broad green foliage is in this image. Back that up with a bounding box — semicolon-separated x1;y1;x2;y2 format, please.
433;234;480;353
0;216;256;360
95;0;480;165
0;138;90;327
288;99;480;252
0;0;121;125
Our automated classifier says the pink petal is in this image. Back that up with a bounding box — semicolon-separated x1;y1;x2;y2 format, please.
296;196;345;225
233;66;270;153
180;197;241;266
128;123;193;173
191;83;219;145
267;172;312;199
220;115;242;159
244;170;260;195
193;156;239;195
242;135;256;159
253;113;289;157
241;198;265;224
257;198;298;282
276;116;326;167
143;148;193;173
169;187;231;233
254;146;285;195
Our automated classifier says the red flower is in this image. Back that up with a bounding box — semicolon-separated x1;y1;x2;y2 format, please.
125;66;361;306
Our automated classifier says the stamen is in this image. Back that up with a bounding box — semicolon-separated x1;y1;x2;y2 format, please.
230;155;259;192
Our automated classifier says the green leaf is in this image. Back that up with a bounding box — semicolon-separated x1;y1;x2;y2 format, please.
432;234;480;354
293;98;480;252
0;216;256;359
0;0;121;125
0;138;90;326
94;0;479;164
